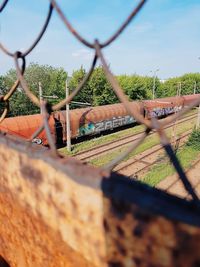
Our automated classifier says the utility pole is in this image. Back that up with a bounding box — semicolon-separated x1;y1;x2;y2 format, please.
39;82;43;114
152;76;156;100
152;69;159;100
196;105;200;129
194;81;197;94
66;80;71;152
177;82;181;96
171;84;180;149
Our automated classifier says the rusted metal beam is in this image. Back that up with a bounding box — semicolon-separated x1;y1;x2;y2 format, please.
1;133;200;267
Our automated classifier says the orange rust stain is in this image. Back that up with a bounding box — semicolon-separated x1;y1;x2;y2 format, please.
0;188;96;267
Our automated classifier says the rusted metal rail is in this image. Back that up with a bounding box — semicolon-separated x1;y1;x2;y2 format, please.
1;134;200;267
116;131;191;177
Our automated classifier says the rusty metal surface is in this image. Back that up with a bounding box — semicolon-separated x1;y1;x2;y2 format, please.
0;134;107;267
1;135;200;266
104;195;200;267
102;173;200;267
1;1;200;266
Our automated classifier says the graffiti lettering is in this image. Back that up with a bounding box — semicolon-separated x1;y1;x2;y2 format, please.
94;116;135;133
150;106;182;118
78;115;135;136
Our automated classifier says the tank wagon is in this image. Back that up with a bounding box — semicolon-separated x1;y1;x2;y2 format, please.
0;94;199;146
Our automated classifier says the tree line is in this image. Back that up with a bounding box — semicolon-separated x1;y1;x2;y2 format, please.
0;63;200;117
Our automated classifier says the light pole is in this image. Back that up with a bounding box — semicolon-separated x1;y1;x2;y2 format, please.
150;69;159;100
66;78;71;152
177;82;182;96
194;81;197;95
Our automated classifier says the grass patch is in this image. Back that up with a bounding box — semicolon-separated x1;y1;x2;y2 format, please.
142;128;200;186
90;117;196;167
142;146;200;186
59;124;145;155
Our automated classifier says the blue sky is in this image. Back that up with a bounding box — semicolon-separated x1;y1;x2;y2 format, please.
1;0;200;79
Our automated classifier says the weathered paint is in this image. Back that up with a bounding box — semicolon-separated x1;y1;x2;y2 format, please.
150;106;182;118
1;134;200;266
78;115;135;136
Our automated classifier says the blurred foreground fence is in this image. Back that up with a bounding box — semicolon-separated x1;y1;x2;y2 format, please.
1;0;200;266
1;134;200;267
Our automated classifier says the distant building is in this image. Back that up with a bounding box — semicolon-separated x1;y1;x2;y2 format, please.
159;79;167;83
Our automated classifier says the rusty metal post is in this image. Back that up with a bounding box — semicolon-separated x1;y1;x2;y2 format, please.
66;80;71;152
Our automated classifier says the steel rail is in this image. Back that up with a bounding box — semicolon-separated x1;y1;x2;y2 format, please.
152;117;199;202
129;132;191;177
75;113;197;161
117;132;190;175
166;158;200;194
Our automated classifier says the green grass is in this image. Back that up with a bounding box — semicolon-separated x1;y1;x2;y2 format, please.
89;117;196;167
142;146;200;186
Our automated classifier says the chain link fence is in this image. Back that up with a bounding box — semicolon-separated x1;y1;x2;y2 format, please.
0;0;200;203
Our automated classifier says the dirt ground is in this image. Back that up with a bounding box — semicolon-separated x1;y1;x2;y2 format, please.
157;156;200;200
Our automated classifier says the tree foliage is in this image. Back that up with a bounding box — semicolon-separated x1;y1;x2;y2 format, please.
158;73;200;97
89;66;118;105
117;75;155;100
0;76;5;93
1;62;200;117
68;66;92;108
2;63;67;116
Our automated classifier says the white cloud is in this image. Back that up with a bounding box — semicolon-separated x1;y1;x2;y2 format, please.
71;49;92;60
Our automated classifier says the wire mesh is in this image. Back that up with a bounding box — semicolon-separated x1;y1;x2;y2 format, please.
0;0;200;202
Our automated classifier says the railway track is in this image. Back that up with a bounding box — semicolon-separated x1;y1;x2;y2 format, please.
157;156;200;200
74;113;197;162
114;130;191;177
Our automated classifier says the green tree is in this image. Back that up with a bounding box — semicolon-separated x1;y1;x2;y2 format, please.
0;76;6;116
68;66;92;108
89;66;118;106
3;63;67;116
157;73;200;98
0;76;5;93
179;73;200;95
117;74;156;100
157;77;180;97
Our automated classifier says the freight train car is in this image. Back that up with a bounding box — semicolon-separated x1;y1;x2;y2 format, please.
0;94;199;146
0;113;55;145
53;102;142;142
142;96;184;118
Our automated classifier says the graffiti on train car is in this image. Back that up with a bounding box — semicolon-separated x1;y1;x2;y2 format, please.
150;106;182;118
78;115;135;136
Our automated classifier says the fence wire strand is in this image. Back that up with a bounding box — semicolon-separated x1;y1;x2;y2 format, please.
0;0;199;202
0;0;8;13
